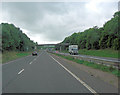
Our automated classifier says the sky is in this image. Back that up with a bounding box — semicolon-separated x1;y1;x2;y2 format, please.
0;0;119;44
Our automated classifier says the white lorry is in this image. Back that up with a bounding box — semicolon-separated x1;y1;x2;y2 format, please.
69;45;78;55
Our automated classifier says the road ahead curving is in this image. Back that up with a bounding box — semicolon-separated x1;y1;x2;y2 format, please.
2;51;118;94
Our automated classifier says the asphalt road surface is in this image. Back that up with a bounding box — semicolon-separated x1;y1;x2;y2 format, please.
2;51;118;94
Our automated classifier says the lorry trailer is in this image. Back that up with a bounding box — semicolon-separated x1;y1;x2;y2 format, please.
69;45;78;55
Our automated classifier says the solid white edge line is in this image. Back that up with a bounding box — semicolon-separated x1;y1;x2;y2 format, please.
2;55;30;66
18;69;24;75
49;54;98;95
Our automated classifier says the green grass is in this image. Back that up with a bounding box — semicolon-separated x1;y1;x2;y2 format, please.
78;49;119;58
60;49;119;58
53;53;120;77
2;51;32;63
60;50;69;53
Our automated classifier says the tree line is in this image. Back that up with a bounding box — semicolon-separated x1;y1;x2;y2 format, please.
1;23;37;52
62;11;120;50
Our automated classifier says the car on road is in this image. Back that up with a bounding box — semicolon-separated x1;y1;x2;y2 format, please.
32;51;38;56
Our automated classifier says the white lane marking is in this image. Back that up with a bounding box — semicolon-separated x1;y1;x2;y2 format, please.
29;52;43;65
18;69;24;75
29;62;32;64
49;55;98;94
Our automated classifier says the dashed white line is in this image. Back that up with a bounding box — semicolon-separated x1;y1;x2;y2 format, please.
18;69;24;75
29;52;43;65
29;62;32;64
49;55;98;95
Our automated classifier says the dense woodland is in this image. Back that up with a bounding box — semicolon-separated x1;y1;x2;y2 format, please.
1;23;37;52
62;11;120;50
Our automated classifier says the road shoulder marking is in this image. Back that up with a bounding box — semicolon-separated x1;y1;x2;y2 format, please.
49;54;98;95
2;55;31;66
18;69;24;75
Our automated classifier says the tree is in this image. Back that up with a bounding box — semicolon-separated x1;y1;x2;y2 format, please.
1;23;37;51
61;11;120;50
112;38;120;50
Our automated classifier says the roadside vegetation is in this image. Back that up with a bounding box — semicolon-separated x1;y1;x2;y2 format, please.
2;51;32;64
56;11;120;59
52;53;120;77
58;11;120;52
1;23;38;64
1;23;37;52
61;49;119;58
78;49;119;58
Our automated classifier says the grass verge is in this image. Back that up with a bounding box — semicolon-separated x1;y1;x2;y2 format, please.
2;51;32;64
53;53;120;77
78;49;119;58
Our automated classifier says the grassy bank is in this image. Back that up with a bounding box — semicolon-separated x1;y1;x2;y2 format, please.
61;50;69;53
61;49;119;58
53;53;120;77
78;49;119;58
2;51;32;64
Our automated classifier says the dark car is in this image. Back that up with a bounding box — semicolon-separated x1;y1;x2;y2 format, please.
32;51;37;56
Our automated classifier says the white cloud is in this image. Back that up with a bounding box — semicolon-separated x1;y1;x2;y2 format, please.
1;2;118;44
